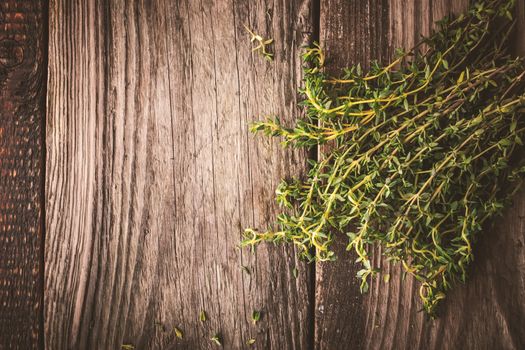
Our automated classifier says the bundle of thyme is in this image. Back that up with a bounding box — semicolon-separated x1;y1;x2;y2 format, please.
243;0;525;314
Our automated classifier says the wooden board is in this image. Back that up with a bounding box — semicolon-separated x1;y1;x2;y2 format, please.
0;0;514;349
316;1;525;349
44;0;314;349
0;1;46;349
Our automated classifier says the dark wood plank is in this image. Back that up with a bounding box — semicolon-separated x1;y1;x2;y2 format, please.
45;0;314;349
0;1;46;349
317;1;525;349
515;0;525;56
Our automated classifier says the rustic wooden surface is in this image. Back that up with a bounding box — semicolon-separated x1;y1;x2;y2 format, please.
45;0;314;349
316;1;525;349
0;1;46;349
0;0;521;349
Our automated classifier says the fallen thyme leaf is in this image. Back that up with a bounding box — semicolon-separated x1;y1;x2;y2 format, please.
211;333;222;346
251;310;261;324
174;327;183;339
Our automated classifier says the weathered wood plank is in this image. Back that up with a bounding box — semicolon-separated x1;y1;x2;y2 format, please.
317;1;525;349
0;1;46;349
45;0;314;349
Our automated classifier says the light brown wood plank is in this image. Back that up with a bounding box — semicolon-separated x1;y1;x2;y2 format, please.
317;1;525;349
45;0;314;349
0;1;46;349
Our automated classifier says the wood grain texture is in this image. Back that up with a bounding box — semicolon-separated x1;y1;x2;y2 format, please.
316;1;525;349
515;0;525;56
0;1;46;349
45;0;314;349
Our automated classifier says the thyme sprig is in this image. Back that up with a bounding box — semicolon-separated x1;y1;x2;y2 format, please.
244;25;274;61
243;0;525;315
211;333;222;346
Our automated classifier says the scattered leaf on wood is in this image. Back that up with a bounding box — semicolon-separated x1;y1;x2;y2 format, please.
251;310;261;324
292;267;299;279
174;327;183;339
200;310;207;322
211;334;222;346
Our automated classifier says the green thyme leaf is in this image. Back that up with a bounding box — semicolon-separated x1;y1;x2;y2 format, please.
211;334;222;346
251;310;261;324
200;310;207;322
174;327;183;339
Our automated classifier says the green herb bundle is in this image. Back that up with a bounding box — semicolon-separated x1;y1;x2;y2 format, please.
243;0;525;314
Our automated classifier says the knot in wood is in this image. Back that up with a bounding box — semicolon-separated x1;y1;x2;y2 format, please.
0;39;24;68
